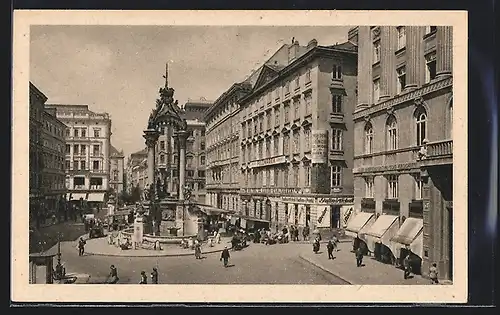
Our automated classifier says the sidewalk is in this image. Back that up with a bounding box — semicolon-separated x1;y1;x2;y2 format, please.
299;241;431;285
84;236;232;257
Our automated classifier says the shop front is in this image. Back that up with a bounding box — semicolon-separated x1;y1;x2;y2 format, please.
390;217;424;274
344;211;375;253
363;214;400;264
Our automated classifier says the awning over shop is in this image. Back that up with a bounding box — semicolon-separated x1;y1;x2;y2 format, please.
70;193;87;201
389;217;424;259
364;215;399;253
87;192;105;202
344;212;375;238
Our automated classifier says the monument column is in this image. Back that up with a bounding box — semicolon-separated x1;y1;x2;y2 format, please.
143;129;159;237
174;130;189;200
436;26;453;78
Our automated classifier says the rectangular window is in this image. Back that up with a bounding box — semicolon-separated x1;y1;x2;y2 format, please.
73;144;79;155
293;131;300;153
81;129;86;138
93;160;99;170
331;165;342;187
332;65;342;80
93;145;100;156
66;129;70;137
80;145;86;155
266;139;271;158
160;141;165;150
93;128;100;138
293;166;299;186
373;40;381;63
332;94;342;113
283;135;290;155
387;175;399;199
372;78;380;103
414;174;423;200
274;169;279;186
266;113;272;130
293;99;300;120
283;167;289;187
304;164;311;187
331;129;343;151
304;129;311;151
274;108;280;126
284;105;290;123
159;154;165;164
65;160;70;170
274;137;279;156
285;82;290;95
397;66;406;94
305;94;312;116
397;26;406;50
65;144;71;154
425;52;437;83
200;155;206;165
365;177;374;198
294;76;300;90
201;142;205;151
80;160;86;170
74;129;79;137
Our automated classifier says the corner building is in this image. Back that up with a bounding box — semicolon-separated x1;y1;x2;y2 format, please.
349;26;453;281
238;39;357;233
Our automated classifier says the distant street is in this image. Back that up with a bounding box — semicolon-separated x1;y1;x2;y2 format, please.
60;241;348;284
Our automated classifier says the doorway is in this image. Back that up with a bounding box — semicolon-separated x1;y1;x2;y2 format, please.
331;205;341;229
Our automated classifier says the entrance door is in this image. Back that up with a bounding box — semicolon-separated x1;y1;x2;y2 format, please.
331;206;341;229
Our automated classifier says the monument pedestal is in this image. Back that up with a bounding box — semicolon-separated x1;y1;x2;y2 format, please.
132;216;144;249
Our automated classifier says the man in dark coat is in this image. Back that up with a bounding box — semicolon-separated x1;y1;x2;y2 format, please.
355;246;363;267
220;246;230;267
403;253;412;279
327;240;335;259
139;271;147;284
107;265;119;284
78;237;86;256
151;267;159;284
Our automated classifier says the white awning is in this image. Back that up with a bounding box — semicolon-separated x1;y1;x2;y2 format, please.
70;193;87;201
409;230;424;259
364;215;399;253
389;218;424;259
87;193;105;202
345;212;375;234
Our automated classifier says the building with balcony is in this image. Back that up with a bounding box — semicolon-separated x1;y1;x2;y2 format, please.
205;82;252;216
109;144;125;196
156;99;211;204
237;39;358;233
40;107;67;213
45;104;112;206
29;82;46;220
349;26;453;281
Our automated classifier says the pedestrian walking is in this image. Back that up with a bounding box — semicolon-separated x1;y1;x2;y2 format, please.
332;234;339;251
327;240;335;259
220;246;230;267
139;271;148;284
403;253;412;279
355;246;363;267
429;263;439;284
302;226;309;241
215;231;221;244
106;265;119;284
78;237;86;256
151;267;158;284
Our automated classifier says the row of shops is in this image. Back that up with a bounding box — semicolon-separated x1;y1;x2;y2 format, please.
345;211;424;274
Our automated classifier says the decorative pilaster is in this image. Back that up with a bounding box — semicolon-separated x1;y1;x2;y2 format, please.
174;130;189;200
379;26;395;101
436;26;453;78
356;26;372;110
405;26;424;90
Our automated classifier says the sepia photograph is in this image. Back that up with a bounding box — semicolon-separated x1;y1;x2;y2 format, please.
13;10;467;303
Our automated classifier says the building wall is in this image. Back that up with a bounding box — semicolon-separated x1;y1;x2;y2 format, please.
110;155;125;194
46;105;112;201
40;109;67;208
29;83;46;201
352;26;453;280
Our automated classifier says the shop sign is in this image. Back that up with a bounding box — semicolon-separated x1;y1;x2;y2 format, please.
317;197;354;204
341;206;354;228
311;130;328;164
316;206;331;228
281;196;315;203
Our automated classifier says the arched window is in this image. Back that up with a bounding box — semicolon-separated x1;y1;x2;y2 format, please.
364;123;374;154
415;109;427;146
386;115;398;150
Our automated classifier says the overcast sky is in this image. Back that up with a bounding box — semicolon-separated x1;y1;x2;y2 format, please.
30;25;349;158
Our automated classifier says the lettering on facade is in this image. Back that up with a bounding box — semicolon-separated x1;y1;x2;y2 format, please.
317;197;354;204
311;130;328;164
282;196;316;203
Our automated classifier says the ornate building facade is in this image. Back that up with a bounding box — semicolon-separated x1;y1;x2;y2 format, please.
349;26;453;281
236;39;358;232
126;148;148;193
205;83;252;215
46;104;112;206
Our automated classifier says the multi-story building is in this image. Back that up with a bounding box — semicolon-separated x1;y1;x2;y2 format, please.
40;107;67;212
157;99;211;204
46;104;112;206
205;83;252;214
349;26;453;281
237;39;358;233
126;148;148;193
109;145;125;195
29;82;46;220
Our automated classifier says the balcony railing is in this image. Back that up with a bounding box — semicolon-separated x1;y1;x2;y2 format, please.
426;139;453;159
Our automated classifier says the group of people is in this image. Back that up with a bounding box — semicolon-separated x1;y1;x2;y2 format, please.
138;267;159;284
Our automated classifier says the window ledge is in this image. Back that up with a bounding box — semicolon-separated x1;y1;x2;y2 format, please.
395;47;406;55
